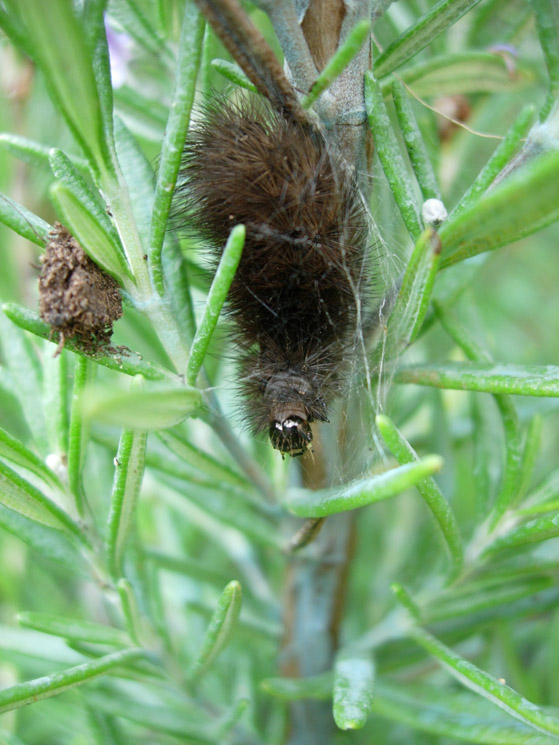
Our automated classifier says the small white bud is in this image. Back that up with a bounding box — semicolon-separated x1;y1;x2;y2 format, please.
422;198;448;228
45;452;67;480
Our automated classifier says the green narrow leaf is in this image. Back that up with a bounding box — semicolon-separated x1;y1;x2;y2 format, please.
523;469;559;510
144;441;226;489
333;656;375;730
0;5;34;58
186;225;245;385
67;357;96;517
159;479;281;550
117;578;143;645
471;393;496;518
84;689;217;741
113;86;168;140
211;59;258;92
113;117;155;245
49;148;122;252
216;698;249;739
517;415;543;502
196;404;276;502
516;500;559;517
434;305;524;525
0;648;147;714
99;167;188;370
145;549;233;589
0;314;49;454
0;460;82;539
377;414;463;575
381;52;532;98
109;0;168;58
153;0;168;36
85;383;203;430
107;422;148;578
427;587;559;638
17;612;130;647
431;250;489;314
392;81;441;201
490;397;523;527
3;303;171;381
0;503;85;573
483;514;559;556
394;363;559;397
83;0;116;156
530;0;559;116
200;21;218;92
161;236;198;346
0;425;64;493
468;0;532;45
425;578;554;624
373;681;559;745
13;0;112;175
50;182;132;283
157;430;252;490
184;597;280;641
43;349;70;456
434;300;490;361
86;707;122;745
0;133;86;173
391;582;422;620
365;73;423;240
149;3;205;294
373;228;441;368
374;0;484;78
302;19;371;109
286;456;443;518
439;151;559;268
261;673;333;700
406;624;559;737
188;580;242;681
449;105;536;220
0;624;83;664
0;192;51;246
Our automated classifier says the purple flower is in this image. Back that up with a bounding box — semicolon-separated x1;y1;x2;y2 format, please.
489;44;519;77
105;19;133;89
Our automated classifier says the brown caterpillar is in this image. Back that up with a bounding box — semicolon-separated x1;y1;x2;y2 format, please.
174;2;370;457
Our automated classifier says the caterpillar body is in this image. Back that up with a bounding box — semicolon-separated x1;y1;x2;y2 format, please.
175;96;370;456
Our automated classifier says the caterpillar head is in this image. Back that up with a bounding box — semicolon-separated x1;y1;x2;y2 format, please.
264;371;325;457
269;409;313;458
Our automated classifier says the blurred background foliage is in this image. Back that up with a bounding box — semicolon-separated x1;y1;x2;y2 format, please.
0;0;558;743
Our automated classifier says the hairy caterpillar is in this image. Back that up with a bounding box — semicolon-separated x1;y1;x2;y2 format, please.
174;1;371;457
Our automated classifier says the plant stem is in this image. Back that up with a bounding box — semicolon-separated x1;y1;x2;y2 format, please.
281;422;356;743
267;4;371;740
282;510;355;744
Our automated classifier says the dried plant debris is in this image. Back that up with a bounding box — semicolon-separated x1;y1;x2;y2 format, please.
38;223;122;354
